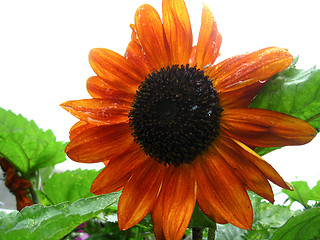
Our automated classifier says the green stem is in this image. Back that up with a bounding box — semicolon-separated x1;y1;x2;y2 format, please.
192;227;204;240
28;182;40;204
207;225;217;240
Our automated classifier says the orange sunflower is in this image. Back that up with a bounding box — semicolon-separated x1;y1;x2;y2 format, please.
61;0;316;239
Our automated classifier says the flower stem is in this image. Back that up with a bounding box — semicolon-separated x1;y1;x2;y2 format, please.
207;225;217;240
192;227;204;240
29;182;40;204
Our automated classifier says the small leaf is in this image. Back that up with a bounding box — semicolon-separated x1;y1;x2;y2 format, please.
309;180;320;202
271;208;320;240
249;60;320;155
282;181;312;208
41;169;100;205
0;108;67;175
0;192;121;240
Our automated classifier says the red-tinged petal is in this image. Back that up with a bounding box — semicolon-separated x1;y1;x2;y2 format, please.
86;76;135;101
60;98;130;125
214;136;274;202
65;123;133;163
150;167;172;240
196;191;228;224
135;4;171;69
162;164;196;240
69;121;95;141
194;147;253;229
87;76;114;98
162;0;192;65
125;40;153;76
195;5;221;68
91;143;148;194
221;108;316;147
118;160;167;230
208;47;293;108
231;138;290;189
89;48;143;94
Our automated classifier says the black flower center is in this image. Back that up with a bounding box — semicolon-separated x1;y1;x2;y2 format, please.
129;65;222;166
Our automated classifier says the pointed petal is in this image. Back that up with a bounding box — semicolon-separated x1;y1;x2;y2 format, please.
65;123;133;163
60;98;131;125
162;0;192;65
196;191;228;224
150;169;171;240
231;138;290;189
125;39;153;76
118;160;166;230
221;108;316;147
162;164;196;240
69;121;95;141
86;76;134;100
89;48;143;94
194;147;253;229
87;76;113;98
195;5;222;68
91;143;147;194
214;136;274;202
135;4;171;69
209;47;293;108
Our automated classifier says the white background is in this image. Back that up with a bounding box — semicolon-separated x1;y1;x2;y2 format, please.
1;0;319;195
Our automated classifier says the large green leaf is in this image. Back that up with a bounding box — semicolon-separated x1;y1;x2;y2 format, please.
249;60;320;155
40;169;100;205
0;192;121;240
271;208;320;240
0;108;67;176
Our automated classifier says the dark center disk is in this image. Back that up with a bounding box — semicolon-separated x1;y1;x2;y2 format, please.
129;65;223;166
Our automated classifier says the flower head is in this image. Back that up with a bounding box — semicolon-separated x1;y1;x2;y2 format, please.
61;0;316;239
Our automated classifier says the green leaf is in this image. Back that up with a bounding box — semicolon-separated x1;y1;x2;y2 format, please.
249;60;320;155
0;192;121;240
0;108;67;176
282;181;312;208
41;169;100;205
271;208;320;240
309;181;320;202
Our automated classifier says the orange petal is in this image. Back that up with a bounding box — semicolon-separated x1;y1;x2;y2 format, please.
125;40;153;76
162;164;196;240
86;76;135;100
118;160;166;230
134;4;171;69
208;47;293;108
194;147;253;229
196;191;228;224
214;136;274;202
89;48;143;94
60;98;131;125
195;5;222;68
221;108;316;147
69;121;95;141
150;169;171;240
162;0;192;65
91;143;147;195
231;138;290;189
65;123;133;163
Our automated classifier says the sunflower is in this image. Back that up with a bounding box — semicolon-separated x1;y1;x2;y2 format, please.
61;0;316;239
